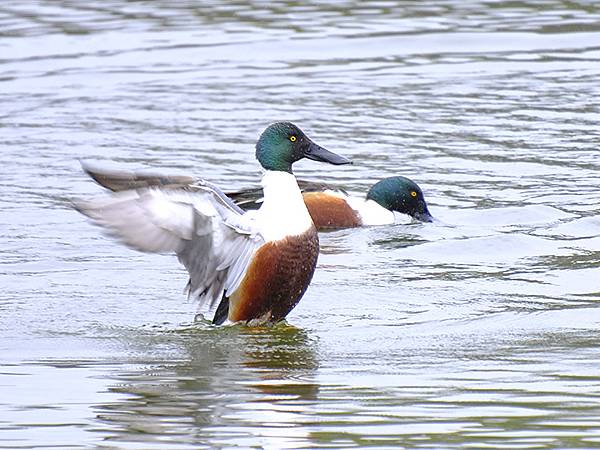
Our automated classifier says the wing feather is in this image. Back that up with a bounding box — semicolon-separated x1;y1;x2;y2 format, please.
82;161;197;192
75;170;265;313
225;238;259;295
74;190;192;253
82;161;246;216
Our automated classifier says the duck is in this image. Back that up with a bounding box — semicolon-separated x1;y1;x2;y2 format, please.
74;122;351;326
228;175;434;229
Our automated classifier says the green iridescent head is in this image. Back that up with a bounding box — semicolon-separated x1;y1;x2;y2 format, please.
255;122;351;173
366;176;433;222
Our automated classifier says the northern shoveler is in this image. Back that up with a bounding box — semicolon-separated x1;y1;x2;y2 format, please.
228;176;434;229
75;122;351;326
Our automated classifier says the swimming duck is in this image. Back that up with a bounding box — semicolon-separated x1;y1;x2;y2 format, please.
75;122;351;326
228;176;433;229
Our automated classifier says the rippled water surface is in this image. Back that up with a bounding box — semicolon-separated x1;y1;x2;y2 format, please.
1;1;600;448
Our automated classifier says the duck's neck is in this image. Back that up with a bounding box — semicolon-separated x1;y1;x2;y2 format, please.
258;170;313;241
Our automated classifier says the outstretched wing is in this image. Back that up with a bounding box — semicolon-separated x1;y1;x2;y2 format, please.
82;162;245;215
228;179;348;211
74;179;264;312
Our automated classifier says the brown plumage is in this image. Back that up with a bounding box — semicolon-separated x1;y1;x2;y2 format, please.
228;228;319;325
302;192;362;230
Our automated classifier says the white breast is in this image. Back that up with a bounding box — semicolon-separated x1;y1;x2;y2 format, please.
345;197;395;226
254;171;313;241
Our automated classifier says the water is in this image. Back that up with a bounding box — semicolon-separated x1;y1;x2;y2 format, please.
1;1;600;448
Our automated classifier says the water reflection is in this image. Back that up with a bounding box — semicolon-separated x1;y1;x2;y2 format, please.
94;324;318;447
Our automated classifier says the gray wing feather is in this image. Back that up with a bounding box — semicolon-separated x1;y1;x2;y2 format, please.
82;161;197;192
75;175;264;311
225;239;258;294
191;179;246;216
74;190;192;253
82;161;246;216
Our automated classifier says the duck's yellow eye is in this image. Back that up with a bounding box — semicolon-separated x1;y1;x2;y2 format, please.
410;191;417;197
289;136;297;142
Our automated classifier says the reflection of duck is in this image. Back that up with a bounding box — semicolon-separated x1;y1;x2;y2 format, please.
229;176;434;229
75;122;351;325
94;324;319;446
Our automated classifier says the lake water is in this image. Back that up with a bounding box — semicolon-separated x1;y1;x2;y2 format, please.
1;1;600;448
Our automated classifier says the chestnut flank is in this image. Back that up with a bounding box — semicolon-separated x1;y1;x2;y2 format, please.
228;228;319;324
303;192;362;230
